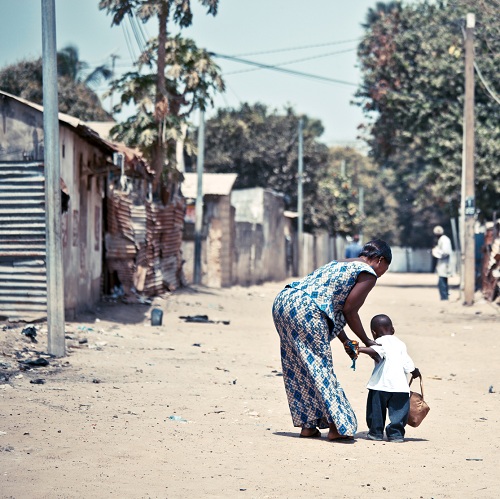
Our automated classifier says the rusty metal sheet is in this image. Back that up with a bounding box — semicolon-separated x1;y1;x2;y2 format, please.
0;161;47;320
105;190;186;297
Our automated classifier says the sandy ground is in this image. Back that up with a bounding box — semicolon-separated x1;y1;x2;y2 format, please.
1;272;499;499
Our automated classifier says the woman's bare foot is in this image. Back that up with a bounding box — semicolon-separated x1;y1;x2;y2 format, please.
299;427;321;438
328;424;353;441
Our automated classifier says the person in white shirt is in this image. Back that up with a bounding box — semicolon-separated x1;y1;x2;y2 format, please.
359;314;420;443
432;225;453;300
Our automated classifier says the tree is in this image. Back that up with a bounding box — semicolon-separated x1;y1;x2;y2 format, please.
202;103;401;239
0;48;112;121
356;0;500;246
108;34;223;171
321;147;399;241
57;44;112;87
203;103;364;235
99;0;222;186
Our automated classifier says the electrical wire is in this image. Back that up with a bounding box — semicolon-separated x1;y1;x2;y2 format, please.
474;61;500;105
121;23;137;61
127;13;146;53
132;10;149;49
460;24;500;105
225;46;358;76
233;38;361;57
212;52;358;87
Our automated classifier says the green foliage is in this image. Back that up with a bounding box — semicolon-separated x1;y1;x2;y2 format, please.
202;103;325;232
108;35;223;165
322;147;399;241
99;0;218;28
57;44;112;86
203;103;391;236
356;0;500;245
0;50;111;121
99;0;223;182
137;35;225;115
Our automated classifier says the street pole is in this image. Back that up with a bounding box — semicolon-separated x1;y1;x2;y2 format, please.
41;0;65;357
109;54;119;115
194;110;205;285
463;13;475;305
297;118;304;276
358;185;364;244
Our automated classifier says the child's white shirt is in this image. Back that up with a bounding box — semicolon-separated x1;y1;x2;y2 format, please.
366;335;415;393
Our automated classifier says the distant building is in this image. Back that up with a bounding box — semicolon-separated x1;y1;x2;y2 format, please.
181;173;237;288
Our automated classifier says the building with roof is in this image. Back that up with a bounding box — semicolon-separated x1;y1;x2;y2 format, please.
0;90;184;320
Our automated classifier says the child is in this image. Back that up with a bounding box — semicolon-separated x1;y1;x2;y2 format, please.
359;314;420;443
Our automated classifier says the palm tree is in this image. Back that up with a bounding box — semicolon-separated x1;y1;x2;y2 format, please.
109;35;224;169
99;0;220;183
0;47;112;121
57;44;112;88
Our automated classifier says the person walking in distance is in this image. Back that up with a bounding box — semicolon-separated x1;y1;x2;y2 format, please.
345;234;363;258
432;225;453;301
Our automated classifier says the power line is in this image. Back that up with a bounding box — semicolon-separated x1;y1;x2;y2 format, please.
460;24;500;105
121;23;137;61
132;11;149;49
225;46;358;76
474;61;500;105
127;13;146;53
212;52;358;87
233;38;361;57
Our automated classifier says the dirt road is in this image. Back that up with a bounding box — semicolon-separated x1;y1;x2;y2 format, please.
1;273;499;498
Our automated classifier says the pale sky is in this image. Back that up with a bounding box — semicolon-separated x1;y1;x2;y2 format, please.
0;0;385;147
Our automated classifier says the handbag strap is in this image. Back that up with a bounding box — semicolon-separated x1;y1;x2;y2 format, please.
409;374;425;398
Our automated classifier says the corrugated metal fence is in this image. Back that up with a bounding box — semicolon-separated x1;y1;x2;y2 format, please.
0;161;47;320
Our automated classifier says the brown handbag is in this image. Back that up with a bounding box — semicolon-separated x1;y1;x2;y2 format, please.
407;375;430;428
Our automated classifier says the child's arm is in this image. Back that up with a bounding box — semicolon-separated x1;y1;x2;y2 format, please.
359;346;382;363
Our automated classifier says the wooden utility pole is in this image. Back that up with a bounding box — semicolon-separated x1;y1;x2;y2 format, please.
41;0;65;356
297;118;304;276
109;53;119;115
194;110;205;285
358;185;364;244
463;13;475;305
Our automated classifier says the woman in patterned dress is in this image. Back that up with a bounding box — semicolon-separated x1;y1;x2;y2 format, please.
272;239;392;441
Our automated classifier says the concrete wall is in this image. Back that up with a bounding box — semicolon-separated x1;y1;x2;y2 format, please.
59;128;107;317
389;247;459;273
182;194;233;288
231;188;287;286
297;233;348;277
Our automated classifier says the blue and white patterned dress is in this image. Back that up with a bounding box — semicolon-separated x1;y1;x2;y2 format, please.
272;261;377;433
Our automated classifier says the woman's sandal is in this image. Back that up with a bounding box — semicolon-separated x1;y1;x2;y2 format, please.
327;435;354;442
299;428;321;439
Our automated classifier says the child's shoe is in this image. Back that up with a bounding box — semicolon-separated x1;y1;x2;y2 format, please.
366;433;384;441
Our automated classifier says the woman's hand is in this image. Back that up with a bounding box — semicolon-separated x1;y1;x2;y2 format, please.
343;339;359;360
364;339;379;348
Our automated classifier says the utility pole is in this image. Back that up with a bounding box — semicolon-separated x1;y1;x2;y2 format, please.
463;13;475;305
358;185;364;244
194;110;204;284
41;0;65;357
340;159;346;177
109;53;119;115
297;118;304;276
